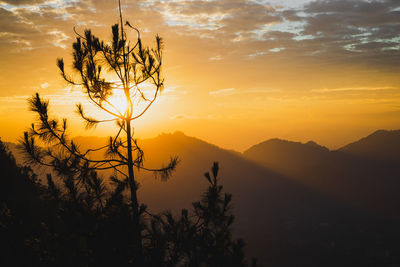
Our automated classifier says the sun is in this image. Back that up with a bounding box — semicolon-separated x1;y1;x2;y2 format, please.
106;90;129;115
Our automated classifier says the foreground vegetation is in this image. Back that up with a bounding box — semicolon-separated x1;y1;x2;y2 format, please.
0;139;260;266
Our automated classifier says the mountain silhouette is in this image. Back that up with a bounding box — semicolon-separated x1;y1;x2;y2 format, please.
339;129;400;163
243;132;400;219
6;130;400;266
243;138;330;175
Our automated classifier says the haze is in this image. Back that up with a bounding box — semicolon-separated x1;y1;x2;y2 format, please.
1;0;399;151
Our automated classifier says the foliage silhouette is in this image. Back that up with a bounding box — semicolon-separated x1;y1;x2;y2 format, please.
146;162;250;266
0;139;45;266
1;138;256;266
20;1;177;263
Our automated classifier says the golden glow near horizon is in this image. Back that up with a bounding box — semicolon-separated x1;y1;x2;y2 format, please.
0;0;400;151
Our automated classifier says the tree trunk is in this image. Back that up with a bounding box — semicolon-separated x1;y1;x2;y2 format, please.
126;119;143;263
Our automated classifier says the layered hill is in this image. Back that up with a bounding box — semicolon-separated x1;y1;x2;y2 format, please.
244;132;400;217
339;129;400;162
243;138;330;174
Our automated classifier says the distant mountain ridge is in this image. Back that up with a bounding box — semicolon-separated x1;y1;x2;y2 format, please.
243;138;331;174
243;128;400;174
339;129;400;162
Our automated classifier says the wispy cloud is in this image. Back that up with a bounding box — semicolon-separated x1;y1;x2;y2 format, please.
49;30;69;48
0;90;84;105
247;51;268;58
209;55;222;61
269;47;285;52
40;82;50;88
209;88;235;96
311;86;397;93
169;113;216;120
209;88;279;96
0;95;30;102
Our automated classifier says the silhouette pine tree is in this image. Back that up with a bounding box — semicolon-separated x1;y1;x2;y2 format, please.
20;1;177;263
146;162;253;266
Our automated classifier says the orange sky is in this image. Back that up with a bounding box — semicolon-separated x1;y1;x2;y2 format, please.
0;0;399;151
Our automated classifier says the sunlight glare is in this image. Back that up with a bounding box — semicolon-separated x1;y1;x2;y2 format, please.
107;90;129;115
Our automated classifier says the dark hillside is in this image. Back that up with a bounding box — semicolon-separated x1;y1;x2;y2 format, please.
5;130;400;266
